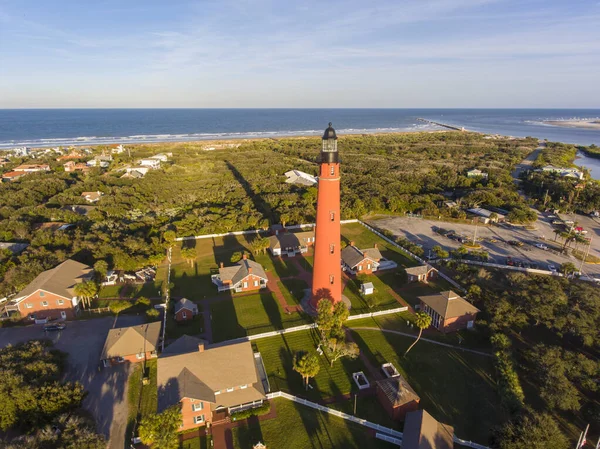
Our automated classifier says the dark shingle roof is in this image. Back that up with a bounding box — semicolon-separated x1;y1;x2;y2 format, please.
174;297;197;314
405;265;434;276
376;375;420;407
418;291;480;319
100;321;161;360
15;259;93;301
402;410;454;449
218;258;267;285
341;245;381;268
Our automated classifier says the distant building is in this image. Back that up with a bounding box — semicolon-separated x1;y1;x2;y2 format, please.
402;410;454;449
538;165;584;180
1;171;26;182
466;169;488;179
360;282;374;295
405;265;436;283
375;375;420;421
139;158;161;169
61;205;95;216
157;336;267;431
0;242;29;255
81;191;104;203
9;259;93;322
211;255;268;293
100;321;161;367
14;164;50;173
64;161;90;173
466;207;505;224
284;170;317;186
268;231;315;257
111;144;126;154
174;298;199;322
418;291;479;333
56;150;83;161
121;167;150;178
86;155;112;168
150;153;169;162
341;243;383;275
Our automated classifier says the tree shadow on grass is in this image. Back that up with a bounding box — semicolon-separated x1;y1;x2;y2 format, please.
260;292;283;331
234;416;264;449
210;297;245;343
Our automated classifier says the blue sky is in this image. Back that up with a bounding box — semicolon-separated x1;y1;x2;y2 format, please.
1;0;599;108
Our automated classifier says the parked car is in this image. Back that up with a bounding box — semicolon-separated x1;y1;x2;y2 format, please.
548;264;557;272
535;243;549;250
43;323;66;332
506;257;514;266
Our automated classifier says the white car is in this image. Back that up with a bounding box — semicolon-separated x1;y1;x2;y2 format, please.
547;264;557;272
535;243;549;250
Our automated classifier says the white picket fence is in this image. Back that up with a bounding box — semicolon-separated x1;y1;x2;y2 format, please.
265;391;403;440
358;220;467;293
264;391;491;449
447;259;558;276
346;306;408;321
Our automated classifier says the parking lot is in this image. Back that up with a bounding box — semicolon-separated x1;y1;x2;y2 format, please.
372;214;600;278
0;314;146;449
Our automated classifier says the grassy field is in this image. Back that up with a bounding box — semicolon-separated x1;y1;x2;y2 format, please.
229;398;396;449
278;278;309;306
344;273;405;313
349;328;502;443
341;222;418;268
255;253;299;278
394;278;456;307
126;359;158;443
253;329;366;401
210;292;311;342
98;281;162;299
180;436;210;449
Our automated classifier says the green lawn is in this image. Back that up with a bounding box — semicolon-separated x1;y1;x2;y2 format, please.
253;329;366;401
278;278;309;306
98;282;162;299
255;253;299;278
349;328;503;443
341;222;418;268
126;359;158;443
180;436;210;449
210;292;311;343
229;398;396;449
393;278;456;307
344;274;403;313
165;312;204;340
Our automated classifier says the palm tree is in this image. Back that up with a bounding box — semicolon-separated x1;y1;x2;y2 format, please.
74;281;98;309
293;352;321;390
405;312;432;356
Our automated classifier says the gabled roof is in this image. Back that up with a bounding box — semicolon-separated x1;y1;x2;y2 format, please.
268;231;314;250
376;375;420;407
402;409;454;449
405;265;434;276
218;258;267;285
418;291;480;319
341;245;382;268
162;335;205;356
15;259;93;301
174;297;197;314
61;205;95;216
100;321;161;360
158;338;265;412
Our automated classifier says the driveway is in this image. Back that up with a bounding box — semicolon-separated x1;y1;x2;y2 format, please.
0;314;146;449
372;215;600;277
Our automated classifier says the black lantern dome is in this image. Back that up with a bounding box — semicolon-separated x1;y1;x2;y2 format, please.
321;122;338;163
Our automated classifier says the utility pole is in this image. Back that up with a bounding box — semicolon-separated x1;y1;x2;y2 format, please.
473;219;479;246
579;235;592;274
353;393;357;415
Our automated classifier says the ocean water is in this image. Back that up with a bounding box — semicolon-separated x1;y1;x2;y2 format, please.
0;108;599;150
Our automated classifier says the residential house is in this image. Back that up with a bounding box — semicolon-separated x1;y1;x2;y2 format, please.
121;167;150;178
538;165;584;180
33;222;75;232
284;170;317;186
61;205;95;216
341;243;383;274
2;171;26;182
63;161;90;173
375;375;420;421
111;144;126;154
174;298;199;322
418;291;480;333
100;321;161;367
150;153;169;162
157;336;267;431
0;242;29;255
466;207;505;224
211;255;268;293
81;191;104;203
402;410;454;449
9;259;93;322
268;231;315;257
14;164;50;172
139;158;161;169
86;155;112;168
56;150;83;161
466;169;488;179
405;265;436;283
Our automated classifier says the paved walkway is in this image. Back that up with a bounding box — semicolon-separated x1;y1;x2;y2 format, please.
349;327;493;357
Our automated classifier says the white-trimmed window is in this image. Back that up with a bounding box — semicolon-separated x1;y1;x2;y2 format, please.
367;263;371;270
243;281;248;288
330;166;335;176
192;402;203;412
57;299;64;305
240;384;248;389
330;211;335;222
214;390;221;395
358;265;363;271
39;291;45;297
182;312;187;319
330;243;334;254
136;353;144;360
254;280;259;287
194;415;205;424
26;303;33;309
41;301;48;307
329;275;334;285
226;387;234;392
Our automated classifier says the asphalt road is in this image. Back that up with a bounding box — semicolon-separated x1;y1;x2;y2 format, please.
0;315;145;449
372;214;600;278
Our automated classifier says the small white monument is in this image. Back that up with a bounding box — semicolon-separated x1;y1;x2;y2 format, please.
360;282;374;295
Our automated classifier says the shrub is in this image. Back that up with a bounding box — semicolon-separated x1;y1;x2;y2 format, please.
136;296;151;307
146;308;160;320
230;401;271;421
109;300;131;314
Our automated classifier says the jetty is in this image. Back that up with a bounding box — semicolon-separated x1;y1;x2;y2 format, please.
417;118;465;131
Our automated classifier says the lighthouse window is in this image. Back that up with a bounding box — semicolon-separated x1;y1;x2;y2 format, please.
330;166;335;176
330;212;335;222
329;275;334;285
330;244;334;254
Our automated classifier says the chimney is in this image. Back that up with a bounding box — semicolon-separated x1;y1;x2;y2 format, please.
198;342;205;352
374;243;378;249
242;253;247;260
220;262;224;268
350;241;355;247
248;267;252;273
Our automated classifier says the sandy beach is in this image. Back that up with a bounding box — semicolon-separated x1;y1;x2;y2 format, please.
543;120;600;130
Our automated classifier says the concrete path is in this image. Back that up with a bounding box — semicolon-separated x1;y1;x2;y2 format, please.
511;142;544;182
349;327;493;357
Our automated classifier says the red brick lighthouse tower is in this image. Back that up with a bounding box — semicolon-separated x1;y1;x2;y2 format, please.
310;123;342;309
